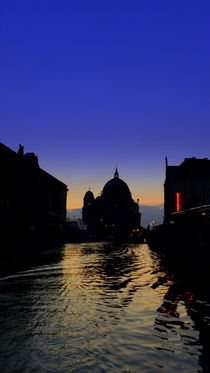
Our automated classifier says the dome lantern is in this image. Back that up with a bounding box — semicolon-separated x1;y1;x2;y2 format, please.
114;166;119;178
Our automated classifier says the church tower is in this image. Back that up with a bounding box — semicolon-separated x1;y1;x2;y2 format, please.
82;189;95;230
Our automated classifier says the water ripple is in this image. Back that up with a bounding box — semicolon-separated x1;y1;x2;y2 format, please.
0;243;209;372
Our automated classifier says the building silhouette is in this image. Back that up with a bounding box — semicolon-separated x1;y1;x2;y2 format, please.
164;157;210;221
0;143;68;241
82;168;141;237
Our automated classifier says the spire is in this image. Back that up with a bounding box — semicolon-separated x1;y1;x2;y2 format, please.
114;166;119;178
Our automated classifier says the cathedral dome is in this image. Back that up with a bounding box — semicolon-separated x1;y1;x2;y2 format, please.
84;190;94;198
82;167;141;234
102;168;131;198
84;190;94;202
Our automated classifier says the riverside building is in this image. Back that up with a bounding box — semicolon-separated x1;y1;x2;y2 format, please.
0;143;68;242
164;157;210;222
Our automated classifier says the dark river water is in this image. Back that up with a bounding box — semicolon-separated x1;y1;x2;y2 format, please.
0;243;210;373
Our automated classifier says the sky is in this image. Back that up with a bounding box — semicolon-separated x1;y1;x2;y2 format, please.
1;0;210;210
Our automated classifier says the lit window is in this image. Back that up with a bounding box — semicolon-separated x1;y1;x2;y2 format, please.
175;192;182;211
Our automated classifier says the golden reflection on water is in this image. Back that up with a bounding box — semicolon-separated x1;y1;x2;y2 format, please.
0;242;205;373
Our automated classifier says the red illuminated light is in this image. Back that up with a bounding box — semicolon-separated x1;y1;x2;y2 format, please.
175;192;182;212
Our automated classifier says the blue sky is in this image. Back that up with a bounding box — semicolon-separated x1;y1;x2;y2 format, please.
1;0;210;209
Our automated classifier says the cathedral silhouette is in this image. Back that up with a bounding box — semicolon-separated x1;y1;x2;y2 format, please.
82;168;141;238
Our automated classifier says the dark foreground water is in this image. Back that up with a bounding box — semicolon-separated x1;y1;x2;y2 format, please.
0;243;210;373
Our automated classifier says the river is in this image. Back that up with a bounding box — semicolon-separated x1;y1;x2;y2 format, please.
0;243;209;372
